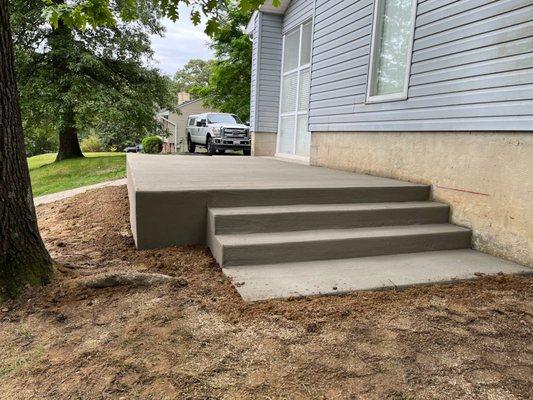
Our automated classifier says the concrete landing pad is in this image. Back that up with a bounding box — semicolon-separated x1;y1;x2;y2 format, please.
223;249;531;301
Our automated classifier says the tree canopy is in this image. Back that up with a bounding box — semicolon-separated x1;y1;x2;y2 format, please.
192;5;253;121
173;59;215;98
11;0;178;156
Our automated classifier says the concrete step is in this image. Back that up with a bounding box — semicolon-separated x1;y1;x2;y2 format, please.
223;249;531;301
208;202;449;234
208;185;430;207
211;224;472;267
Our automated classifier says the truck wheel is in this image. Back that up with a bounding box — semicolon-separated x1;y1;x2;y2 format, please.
187;135;196;153
217;149;226;154
243;148;251;156
206;136;216;156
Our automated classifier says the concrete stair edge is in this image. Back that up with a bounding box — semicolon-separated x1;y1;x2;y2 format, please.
210;202;450;234
212;224;472;267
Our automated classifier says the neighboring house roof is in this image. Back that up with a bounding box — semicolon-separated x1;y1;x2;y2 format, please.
176;98;203;110
158;98;204;116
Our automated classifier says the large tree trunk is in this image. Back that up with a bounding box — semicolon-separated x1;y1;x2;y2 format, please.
0;0;53;301
49;15;83;161
56;107;83;161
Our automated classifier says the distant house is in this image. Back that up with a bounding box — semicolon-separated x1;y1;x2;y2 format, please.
247;0;533;265
158;92;215;153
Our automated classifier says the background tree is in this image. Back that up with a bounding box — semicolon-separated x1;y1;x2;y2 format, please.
173;58;214;98
192;6;252;121
23;123;58;157
10;0;177;159
1;0;268;301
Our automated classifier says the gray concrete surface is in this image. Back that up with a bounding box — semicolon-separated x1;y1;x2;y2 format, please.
210;224;471;267
128;154;428;191
223;249;532;301
34;178;127;206
208;202;450;234
127;154;530;301
127;154;429;249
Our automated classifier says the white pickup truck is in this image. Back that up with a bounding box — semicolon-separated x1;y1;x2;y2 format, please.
186;113;251;156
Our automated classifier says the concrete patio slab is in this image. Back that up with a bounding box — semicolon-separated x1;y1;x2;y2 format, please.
223;249;532;301
127;154;427;191
127;154;429;249
127;154;530;301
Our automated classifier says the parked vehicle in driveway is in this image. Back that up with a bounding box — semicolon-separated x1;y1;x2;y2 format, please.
124;143;142;153
186;113;251;156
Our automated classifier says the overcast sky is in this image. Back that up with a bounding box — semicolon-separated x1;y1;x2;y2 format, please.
149;5;214;77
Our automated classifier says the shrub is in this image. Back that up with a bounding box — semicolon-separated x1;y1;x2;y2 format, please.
80;134;102;153
24;124;58;157
142;136;163;154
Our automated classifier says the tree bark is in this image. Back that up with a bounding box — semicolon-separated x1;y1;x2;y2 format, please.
49;15;83;161
0;0;53;301
56;107;83;161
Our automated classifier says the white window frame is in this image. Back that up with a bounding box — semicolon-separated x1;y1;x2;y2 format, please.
366;0;418;103
276;20;313;161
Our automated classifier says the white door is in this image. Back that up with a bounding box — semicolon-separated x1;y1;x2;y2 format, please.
277;20;313;159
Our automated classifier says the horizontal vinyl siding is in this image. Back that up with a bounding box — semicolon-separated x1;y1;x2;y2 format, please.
283;0;314;33
256;12;283;133
308;0;533;132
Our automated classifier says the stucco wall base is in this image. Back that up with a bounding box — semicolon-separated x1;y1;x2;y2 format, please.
311;132;533;267
252;131;276;156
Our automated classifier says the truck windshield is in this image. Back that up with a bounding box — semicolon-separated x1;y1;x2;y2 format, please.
207;114;242;124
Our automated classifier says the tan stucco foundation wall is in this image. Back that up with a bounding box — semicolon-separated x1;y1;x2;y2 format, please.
311;131;533;267
252;131;277;156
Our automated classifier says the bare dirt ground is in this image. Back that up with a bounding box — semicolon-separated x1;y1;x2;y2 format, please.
1;186;532;400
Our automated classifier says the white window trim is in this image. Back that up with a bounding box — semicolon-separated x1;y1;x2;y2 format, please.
366;0;418;104
276;20;313;160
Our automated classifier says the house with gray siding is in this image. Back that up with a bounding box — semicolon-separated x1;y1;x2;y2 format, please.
248;0;533;266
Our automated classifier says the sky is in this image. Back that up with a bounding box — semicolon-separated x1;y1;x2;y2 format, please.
149;5;214;77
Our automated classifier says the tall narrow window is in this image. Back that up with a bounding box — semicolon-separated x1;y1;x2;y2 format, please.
367;0;417;102
278;20;313;158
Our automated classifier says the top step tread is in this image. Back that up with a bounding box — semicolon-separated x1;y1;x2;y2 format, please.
217;224;471;246
210;201;448;216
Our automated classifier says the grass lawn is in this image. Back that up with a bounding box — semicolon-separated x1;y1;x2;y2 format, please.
28;152;126;196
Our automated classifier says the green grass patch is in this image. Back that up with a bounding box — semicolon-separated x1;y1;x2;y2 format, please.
28;152;126;196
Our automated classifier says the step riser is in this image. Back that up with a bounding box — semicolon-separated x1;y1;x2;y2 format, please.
216;231;472;267
213;207;450;234
209;186;429;207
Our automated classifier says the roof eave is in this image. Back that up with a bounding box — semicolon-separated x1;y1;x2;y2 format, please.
259;0;291;14
246;0;291;35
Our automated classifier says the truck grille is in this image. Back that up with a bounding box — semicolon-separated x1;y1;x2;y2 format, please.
224;128;247;136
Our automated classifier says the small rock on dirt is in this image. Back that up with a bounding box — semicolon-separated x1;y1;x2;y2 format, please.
170;278;188;291
55;313;68;323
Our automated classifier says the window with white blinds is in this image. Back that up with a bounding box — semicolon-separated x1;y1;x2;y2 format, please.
367;0;417;102
277;20;312;158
